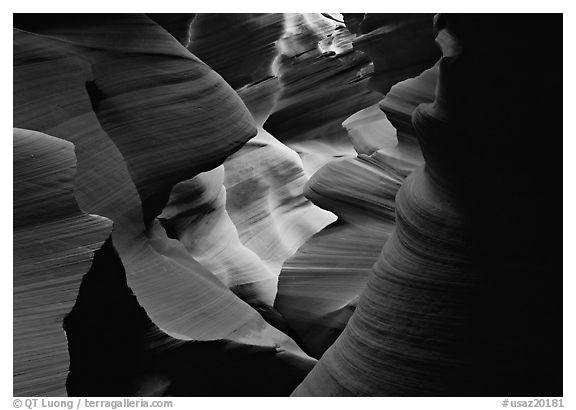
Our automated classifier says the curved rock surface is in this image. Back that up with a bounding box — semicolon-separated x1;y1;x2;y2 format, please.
274;222;388;358
159;166;279;306
343;13;440;95
275;53;437;358
264;14;380;174
166;15;335;307
342;104;399;156
274;152;409;356
155;48;336;307
13;128;112;396
64;239;315;397
14;14;315;396
13;15;262;342
224;126;337;281
187;13;378;176
292;14;562;396
13;13;562;398
378;64;437;150
188;14;285;89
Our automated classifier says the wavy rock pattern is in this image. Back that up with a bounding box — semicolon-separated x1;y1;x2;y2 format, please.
14;13;562;397
224;127;337;281
160;28;336;306
228;30;341;289
264;15;380;175
274;152;412;356
275;35;438;358
189;13;285;89
13;16;264;341
378;65;437;152
159;123;337;314
147;14;196;46
159;166;279;306
306;155;403;230
275;222;387;358
342;104;399;156
274;15;440;356
14;14;315;396
187;13;374;176
292;14;562;396
64;239;315;397
13;128;112;396
343;13;440;95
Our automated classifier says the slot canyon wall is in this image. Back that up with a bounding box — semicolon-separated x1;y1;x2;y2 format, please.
292;13;563;396
13;13;562;397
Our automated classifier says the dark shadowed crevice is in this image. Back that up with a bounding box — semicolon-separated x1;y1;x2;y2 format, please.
64;237;316;396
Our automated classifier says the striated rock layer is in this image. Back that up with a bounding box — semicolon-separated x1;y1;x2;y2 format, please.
188;13;380;176
264;14;380;175
170;16;336;306
13;129;112;396
343;13;440;96
274;139;422;356
64;238;315;396
14;14;316;396
292;14;562;396
275;16;439;358
188;14;285;89
13;14;261;344
13;13;562;397
159;166;279;306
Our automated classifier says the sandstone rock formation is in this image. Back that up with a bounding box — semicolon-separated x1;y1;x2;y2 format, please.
292;13;562;396
189;13;285;89
264;14;380;175
14;13;315;396
164;18;337;307
64;238;315;396
14;129;112;396
274;70;435;357
13;13;562;398
275;14;439;359
343;13;440;95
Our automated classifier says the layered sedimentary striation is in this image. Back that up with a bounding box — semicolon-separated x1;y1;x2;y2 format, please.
64;238;315;396
188;13;381;176
264;14;380;175
292;14;562;396
275;14;439;359
273;104;425;357
13;129;112;396
188;14;285;89
224;128;337;284
343;13;440;95
13;13;562;398
159;124;336;307
164;20;337;306
13;14;316;396
159;166;279;306
14;14;261;343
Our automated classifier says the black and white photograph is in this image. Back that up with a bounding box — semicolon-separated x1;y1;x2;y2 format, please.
9;6;570;406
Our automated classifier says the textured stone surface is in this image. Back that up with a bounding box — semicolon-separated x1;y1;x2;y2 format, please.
13;13;562;397
14;129;112;396
275;40;436;360
13;14;314;396
169;15;336;307
292;14;562;396
344;13;440;95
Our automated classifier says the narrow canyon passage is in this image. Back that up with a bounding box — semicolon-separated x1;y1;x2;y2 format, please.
13;13;562;397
